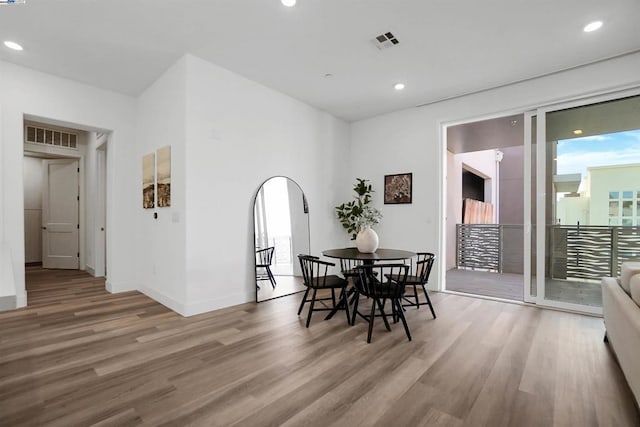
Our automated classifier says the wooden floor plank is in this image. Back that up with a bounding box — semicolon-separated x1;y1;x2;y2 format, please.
0;268;637;426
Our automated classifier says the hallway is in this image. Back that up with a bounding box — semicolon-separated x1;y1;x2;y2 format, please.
25;267;107;307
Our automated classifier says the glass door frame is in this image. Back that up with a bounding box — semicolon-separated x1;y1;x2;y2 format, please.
527;87;640;314
523;111;536;304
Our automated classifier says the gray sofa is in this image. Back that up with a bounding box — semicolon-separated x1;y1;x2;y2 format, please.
602;261;640;404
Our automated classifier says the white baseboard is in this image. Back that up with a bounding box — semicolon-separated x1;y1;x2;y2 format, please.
183;291;255;317
137;287;255;318
0;295;17;311
105;280;138;293
139;286;188;316
86;266;96;277
16;290;27;308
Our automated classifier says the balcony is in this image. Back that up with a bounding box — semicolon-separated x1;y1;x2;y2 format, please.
449;224;640;305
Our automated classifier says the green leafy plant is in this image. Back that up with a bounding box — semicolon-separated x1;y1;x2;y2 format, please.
335;178;382;240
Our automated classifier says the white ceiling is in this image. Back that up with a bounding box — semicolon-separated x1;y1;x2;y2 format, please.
1;0;639;122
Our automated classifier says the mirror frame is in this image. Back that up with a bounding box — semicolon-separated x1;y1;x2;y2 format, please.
253;175;310;303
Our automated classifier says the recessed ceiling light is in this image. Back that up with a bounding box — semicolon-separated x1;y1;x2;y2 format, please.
4;40;23;51
573;129;583;135
281;0;296;7
583;21;603;32
394;83;405;91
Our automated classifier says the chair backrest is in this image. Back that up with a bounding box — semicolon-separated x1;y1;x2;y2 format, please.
298;254;334;289
415;252;436;283
355;263;409;299
256;247;275;266
340;257;364;276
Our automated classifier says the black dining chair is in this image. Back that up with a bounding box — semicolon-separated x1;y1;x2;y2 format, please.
352;263;411;343
256;247;277;289
297;255;351;328
339;257;364;280
387;252;436;318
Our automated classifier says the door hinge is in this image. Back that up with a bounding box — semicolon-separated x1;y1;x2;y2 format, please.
77;167;80;173
77;224;80;229
77;252;80;258
77;195;80;201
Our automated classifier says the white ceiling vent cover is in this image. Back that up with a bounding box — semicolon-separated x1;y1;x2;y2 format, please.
372;32;400;50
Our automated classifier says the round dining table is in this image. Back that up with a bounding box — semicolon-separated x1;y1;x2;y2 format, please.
322;247;416;263
321;247;416;321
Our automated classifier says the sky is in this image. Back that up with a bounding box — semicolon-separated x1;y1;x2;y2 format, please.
556;129;640;176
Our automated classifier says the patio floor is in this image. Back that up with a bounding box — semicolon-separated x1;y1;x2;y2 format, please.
445;268;602;307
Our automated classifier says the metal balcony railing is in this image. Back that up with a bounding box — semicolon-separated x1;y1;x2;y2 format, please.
550;225;640;279
456;224;640;280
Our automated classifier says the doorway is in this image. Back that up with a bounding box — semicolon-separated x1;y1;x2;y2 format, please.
445;114;525;301
22;119;109;306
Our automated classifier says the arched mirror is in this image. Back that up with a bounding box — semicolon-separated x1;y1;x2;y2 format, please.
254;176;310;302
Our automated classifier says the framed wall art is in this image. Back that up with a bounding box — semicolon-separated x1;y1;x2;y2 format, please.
142;152;155;209
156;146;171;207
384;173;412;204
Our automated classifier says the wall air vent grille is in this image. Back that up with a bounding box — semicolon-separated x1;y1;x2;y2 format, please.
24;125;78;150
372;31;400;50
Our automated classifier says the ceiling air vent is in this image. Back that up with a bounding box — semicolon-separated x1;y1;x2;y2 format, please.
372;31;399;50
24;124;78;150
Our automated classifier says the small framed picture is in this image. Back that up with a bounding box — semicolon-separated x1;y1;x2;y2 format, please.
384;173;412;204
142;152;155;209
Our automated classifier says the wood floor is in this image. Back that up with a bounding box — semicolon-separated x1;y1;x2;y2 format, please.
1;269;638;426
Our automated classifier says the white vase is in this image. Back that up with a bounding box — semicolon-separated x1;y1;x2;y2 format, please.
356;227;379;253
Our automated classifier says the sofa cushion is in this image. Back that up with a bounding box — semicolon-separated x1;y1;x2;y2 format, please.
631;274;640;307
620;262;640;295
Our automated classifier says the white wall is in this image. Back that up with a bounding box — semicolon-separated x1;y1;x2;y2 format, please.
2;53;350;316
557;195;589;226
350;52;640;290
135;57;188;312
0;60;137;307
183;55;350;315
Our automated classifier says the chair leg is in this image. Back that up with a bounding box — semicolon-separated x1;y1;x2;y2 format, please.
341;288;351;325
351;290;360;326
422;285;436;319
306;288;318;328
267;267;277;289
367;300;376;343
395;299;412;341
297;288;310;315
413;284;420;308
376;298;391;331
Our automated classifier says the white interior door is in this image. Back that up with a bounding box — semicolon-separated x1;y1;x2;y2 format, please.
42;159;79;269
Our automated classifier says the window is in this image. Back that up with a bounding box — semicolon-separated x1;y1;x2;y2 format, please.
609;190;640;226
609;201;619;217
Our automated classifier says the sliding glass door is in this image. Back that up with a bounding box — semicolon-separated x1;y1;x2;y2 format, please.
527;93;640;313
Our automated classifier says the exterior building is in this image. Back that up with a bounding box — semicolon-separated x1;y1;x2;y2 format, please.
557;163;640;226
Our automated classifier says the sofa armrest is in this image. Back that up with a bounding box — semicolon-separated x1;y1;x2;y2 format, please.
602;276;640;404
